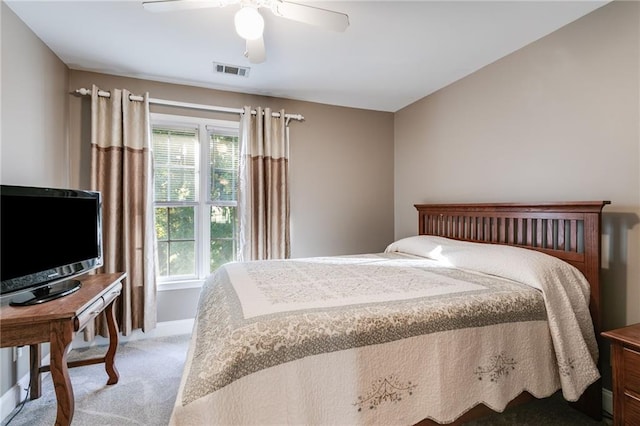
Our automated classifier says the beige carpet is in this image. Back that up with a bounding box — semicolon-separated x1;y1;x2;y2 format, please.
3;334;189;426
2;334;613;425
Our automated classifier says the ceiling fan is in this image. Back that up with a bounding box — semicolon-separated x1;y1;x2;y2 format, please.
142;0;350;64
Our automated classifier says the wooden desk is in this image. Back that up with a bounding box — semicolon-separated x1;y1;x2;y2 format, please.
0;272;126;426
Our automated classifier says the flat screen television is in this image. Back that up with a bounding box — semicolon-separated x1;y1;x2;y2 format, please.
0;184;103;306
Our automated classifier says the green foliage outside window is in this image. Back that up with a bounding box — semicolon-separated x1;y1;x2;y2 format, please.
155;206;196;277
210;134;238;202
152;122;239;281
210;206;236;272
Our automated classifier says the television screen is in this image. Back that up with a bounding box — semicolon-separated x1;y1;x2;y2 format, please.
0;185;103;305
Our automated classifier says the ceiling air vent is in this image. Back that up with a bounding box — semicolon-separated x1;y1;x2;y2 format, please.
213;62;250;77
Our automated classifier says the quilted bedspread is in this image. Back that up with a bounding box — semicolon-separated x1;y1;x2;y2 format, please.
169;236;600;425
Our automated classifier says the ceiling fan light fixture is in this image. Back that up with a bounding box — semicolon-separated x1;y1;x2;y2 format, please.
234;6;264;40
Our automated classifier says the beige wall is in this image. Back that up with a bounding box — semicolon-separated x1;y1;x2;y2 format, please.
0;1;69;400
394;0;640;386
1;3;69;187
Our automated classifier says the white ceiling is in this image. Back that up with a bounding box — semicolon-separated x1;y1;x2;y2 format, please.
6;0;610;112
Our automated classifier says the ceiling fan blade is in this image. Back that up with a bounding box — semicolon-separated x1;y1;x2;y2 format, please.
142;0;239;13
272;1;349;32
245;37;266;64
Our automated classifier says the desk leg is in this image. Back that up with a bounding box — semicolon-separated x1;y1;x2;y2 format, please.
104;300;120;385
29;344;42;399
50;321;74;426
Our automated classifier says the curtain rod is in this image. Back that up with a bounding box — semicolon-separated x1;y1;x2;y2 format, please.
73;88;304;122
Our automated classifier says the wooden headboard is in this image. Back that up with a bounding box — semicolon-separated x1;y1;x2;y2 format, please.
414;202;610;334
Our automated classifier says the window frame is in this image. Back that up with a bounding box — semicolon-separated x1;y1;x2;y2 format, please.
151;113;240;290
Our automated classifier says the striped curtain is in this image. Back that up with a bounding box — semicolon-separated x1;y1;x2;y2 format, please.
238;106;290;261
86;84;157;339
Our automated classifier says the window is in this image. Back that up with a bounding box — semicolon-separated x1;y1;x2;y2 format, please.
151;113;239;287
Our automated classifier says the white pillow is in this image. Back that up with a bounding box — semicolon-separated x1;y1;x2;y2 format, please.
385;235;468;260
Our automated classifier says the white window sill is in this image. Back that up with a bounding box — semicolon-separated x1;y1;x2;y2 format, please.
157;279;205;291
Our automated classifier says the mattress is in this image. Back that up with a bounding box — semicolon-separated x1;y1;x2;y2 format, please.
169;236;600;425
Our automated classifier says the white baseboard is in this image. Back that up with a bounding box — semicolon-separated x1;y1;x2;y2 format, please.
0;370;31;422
0;319;193;422
71;318;194;349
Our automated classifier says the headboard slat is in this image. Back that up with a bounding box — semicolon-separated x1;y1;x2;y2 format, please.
558;219;565;249
570;220;578;252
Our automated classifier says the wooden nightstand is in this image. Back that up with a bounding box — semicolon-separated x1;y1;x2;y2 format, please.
602;323;640;425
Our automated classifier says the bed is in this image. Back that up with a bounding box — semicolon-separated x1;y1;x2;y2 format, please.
169;201;609;425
